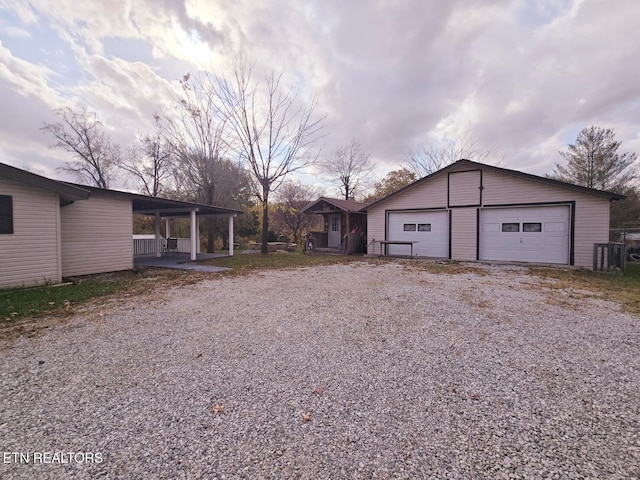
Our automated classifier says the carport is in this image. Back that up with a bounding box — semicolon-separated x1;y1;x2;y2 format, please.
130;195;243;260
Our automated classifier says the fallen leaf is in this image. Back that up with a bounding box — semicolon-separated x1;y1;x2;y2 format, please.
48;302;56;305
311;386;324;395
302;411;312;422
211;404;225;414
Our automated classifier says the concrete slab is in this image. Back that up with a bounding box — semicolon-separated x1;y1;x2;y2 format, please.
134;253;231;272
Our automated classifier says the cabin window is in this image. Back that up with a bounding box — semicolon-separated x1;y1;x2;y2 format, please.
417;223;431;232
501;223;519;233
0;195;13;234
523;222;542;232
403;224;416;232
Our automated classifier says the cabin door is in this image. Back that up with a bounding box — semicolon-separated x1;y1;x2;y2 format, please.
328;214;342;248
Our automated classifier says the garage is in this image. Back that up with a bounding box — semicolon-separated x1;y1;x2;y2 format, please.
365;160;622;269
387;210;449;257
479;205;570;264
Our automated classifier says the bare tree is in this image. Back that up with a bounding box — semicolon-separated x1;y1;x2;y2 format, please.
162;73;227;252
272;181;323;244
322;140;373;200
116;115;174;197
41;107;119;188
403;131;499;177
215;60;324;254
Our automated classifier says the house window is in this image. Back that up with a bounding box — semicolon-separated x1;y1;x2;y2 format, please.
331;216;340;232
403;223;416;232
417;223;431;232
523;222;542;232
501;223;519;232
0;195;13;234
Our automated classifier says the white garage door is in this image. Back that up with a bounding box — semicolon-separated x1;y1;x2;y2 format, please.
387;211;449;257
480;205;570;264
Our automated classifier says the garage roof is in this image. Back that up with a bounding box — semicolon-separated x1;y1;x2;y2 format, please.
362;159;626;211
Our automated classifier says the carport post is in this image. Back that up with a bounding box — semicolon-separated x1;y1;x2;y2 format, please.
196;217;201;254
228;215;235;256
190;209;197;261
154;212;162;258
165;218;170;238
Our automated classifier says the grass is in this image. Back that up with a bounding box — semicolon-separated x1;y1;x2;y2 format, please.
2;254;638;331
529;262;640;316
200;252;366;274
0;273;137;325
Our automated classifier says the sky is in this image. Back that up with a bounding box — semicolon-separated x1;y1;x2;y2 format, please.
0;0;639;195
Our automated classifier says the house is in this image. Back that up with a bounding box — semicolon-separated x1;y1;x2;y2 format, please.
363;159;624;269
302;197;367;252
0;162;241;289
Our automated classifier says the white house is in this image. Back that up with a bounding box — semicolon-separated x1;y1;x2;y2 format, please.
364;160;624;269
0;163;241;289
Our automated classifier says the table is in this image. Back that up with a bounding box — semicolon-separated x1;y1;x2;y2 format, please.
377;240;418;259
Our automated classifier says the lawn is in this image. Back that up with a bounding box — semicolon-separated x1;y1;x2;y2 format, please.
0;274;137;325
200;251;365;274
2;255;639;327
529;261;640;316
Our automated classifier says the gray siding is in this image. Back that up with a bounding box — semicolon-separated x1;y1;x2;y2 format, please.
367;165;611;268
482;170;609;268
0;178;61;288
448;170;481;206
451;208;477;260
367;174;448;255
61;193;133;277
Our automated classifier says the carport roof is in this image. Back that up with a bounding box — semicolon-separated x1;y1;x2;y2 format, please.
62;183;244;217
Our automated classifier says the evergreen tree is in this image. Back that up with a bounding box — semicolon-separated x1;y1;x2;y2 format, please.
553;126;637;193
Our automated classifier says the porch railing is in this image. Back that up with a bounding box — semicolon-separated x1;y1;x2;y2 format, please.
133;237;198;256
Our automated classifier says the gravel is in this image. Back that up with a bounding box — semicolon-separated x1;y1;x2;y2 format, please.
1;261;639;479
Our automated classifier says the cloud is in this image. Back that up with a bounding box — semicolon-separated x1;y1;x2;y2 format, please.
0;0;639;188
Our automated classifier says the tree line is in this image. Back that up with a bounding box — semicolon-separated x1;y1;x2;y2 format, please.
42;60;325;254
42;64;639;251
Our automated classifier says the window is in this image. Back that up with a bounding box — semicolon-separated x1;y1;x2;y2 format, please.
331;216;340;231
417;223;431;232
403;223;416;232
501;223;519;232
523;222;542;232
0;195;13;234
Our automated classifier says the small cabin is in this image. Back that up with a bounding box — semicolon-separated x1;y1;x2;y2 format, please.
302;197;367;253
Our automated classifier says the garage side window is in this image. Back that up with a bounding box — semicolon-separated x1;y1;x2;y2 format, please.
501;222;519;232
0;195;13;234
403;224;416;232
523;222;542;232
417;223;431;232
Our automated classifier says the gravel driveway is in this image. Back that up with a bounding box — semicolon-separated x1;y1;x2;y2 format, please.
1;261;639;479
